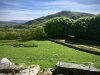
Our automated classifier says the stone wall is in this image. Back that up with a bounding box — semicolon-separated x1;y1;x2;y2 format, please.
48;38;100;56
52;61;100;75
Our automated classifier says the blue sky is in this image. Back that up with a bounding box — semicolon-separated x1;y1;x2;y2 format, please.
0;0;100;21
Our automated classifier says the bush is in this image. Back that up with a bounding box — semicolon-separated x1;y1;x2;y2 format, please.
11;41;38;47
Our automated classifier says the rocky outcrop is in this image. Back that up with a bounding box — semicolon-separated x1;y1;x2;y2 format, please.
38;68;54;75
0;58;40;75
15;63;27;71
0;58;16;73
15;65;40;75
1;58;100;75
53;61;100;75
0;73;6;75
0;58;12;65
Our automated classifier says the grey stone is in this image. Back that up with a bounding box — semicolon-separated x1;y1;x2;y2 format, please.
0;58;12;65
0;58;16;73
53;61;100;75
38;68;54;75
0;63;16;70
0;73;7;75
15;63;27;71
15;65;40;75
56;61;100;71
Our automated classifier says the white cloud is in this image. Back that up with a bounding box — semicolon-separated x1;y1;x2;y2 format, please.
0;0;100;21
43;0;100;13
0;9;58;21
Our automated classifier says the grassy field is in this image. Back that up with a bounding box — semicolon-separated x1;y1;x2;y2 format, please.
54;37;100;52
0;40;100;69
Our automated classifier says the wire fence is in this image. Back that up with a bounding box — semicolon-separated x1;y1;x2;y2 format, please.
0;57;100;75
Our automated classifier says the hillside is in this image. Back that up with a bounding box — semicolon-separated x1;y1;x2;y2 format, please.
24;10;95;26
10;20;29;24
0;21;18;25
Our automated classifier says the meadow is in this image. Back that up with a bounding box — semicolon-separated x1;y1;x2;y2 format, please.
0;40;100;69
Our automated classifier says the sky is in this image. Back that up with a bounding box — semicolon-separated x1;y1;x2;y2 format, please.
0;0;100;21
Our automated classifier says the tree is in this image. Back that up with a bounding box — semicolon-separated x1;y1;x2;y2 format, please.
0;31;6;39
88;14;100;41
44;17;73;37
5;31;20;40
30;26;46;39
71;17;91;39
71;14;100;41
20;29;31;40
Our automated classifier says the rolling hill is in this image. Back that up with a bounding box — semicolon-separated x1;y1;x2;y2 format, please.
24;10;95;26
0;21;19;26
10;20;29;24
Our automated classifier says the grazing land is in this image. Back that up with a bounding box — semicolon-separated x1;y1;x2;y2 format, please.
0;40;100;69
53;37;100;52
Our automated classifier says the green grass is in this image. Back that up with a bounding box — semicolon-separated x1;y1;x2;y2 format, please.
65;37;100;48
55;37;100;52
0;40;100;69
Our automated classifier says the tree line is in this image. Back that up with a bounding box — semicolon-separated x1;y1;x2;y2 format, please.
44;14;100;41
71;14;100;41
0;26;46;40
0;14;100;41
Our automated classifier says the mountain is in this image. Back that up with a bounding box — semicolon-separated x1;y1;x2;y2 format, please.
0;20;28;26
10;20;29;24
0;21;18;25
24;10;95;26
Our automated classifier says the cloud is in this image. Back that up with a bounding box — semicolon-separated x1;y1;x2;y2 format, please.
0;8;58;21
0;0;100;21
28;0;100;14
42;0;100;13
0;8;57;16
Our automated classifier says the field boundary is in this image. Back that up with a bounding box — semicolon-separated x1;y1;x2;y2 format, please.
48;38;100;56
1;57;100;75
1;57;100;66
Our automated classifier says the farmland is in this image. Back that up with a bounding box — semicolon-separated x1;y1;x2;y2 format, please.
0;40;100;69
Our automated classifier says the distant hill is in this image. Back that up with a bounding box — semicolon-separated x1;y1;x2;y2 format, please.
0;20;28;26
0;21;18;25
24;10;95;26
10;20;29;24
